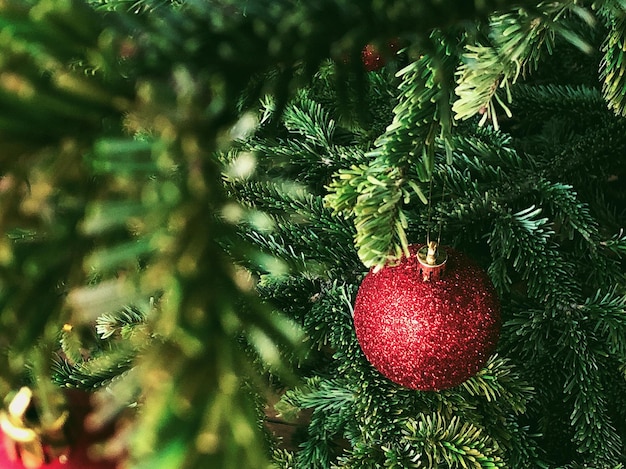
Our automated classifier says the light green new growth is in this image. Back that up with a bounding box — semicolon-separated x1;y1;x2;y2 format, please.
454;1;595;129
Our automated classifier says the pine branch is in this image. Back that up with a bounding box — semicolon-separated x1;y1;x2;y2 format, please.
96;304;149;339
559;319;623;464
454;1;595;129
600;5;626;116
282;93;337;149
306;282;358;351
276;378;355;469
500;415;548;468
510;84;607;125
400;413;505;468
325;161;412;269
231;180;362;279
326;32;458;269
584;288;626;361
52;346;136;389
460;355;534;415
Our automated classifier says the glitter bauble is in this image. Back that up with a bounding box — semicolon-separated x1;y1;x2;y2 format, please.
361;40;400;71
353;244;501;391
361;44;385;71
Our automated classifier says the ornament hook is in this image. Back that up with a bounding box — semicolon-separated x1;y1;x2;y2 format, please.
423;169;447;276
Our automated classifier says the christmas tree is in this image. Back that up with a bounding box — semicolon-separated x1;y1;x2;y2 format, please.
0;0;625;468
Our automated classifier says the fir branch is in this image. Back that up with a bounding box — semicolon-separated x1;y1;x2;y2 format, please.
336;443;383;469
282;93;337;149
96;304;149;340
457;357;549;466
584;288;626;359
601;229;626;257
245;91;346;189
372;31;458;169
600;7;626;116
52;346;136;389
228;179;312;215
2;1;625;468
454;2;595;129
243;231;311;275
87;138;163;176
500;415;549;468
306;282;357;351
232;181;361;278
325;161;412;269
400;413;505;468
284;377;355;415
283;378;355;469
510;84;607;125
237;136;344;189
488;206;579;306
558;318;623;464
460;355;534;415
326;32;458;269
531;179;597;244
272;448;296;469
88;0;179;12
454;43;514;131
59;324;89;366
501;303;554;363
0;0;136;397
256;274;320;320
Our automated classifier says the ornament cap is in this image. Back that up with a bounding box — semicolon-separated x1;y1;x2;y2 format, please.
417;241;447;281
1;387;70;468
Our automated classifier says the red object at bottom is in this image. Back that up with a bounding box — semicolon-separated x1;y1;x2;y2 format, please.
0;391;118;469
0;432;117;469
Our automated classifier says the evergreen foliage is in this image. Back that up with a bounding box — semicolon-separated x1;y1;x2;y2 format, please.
231;4;626;466
1;1;626;469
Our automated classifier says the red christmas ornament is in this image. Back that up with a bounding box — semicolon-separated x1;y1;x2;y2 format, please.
0;388;118;469
353;243;501;391
361;40;400;71
361;44;385;71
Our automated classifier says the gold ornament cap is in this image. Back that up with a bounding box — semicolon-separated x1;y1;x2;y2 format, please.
1;387;70;468
417;241;447;281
